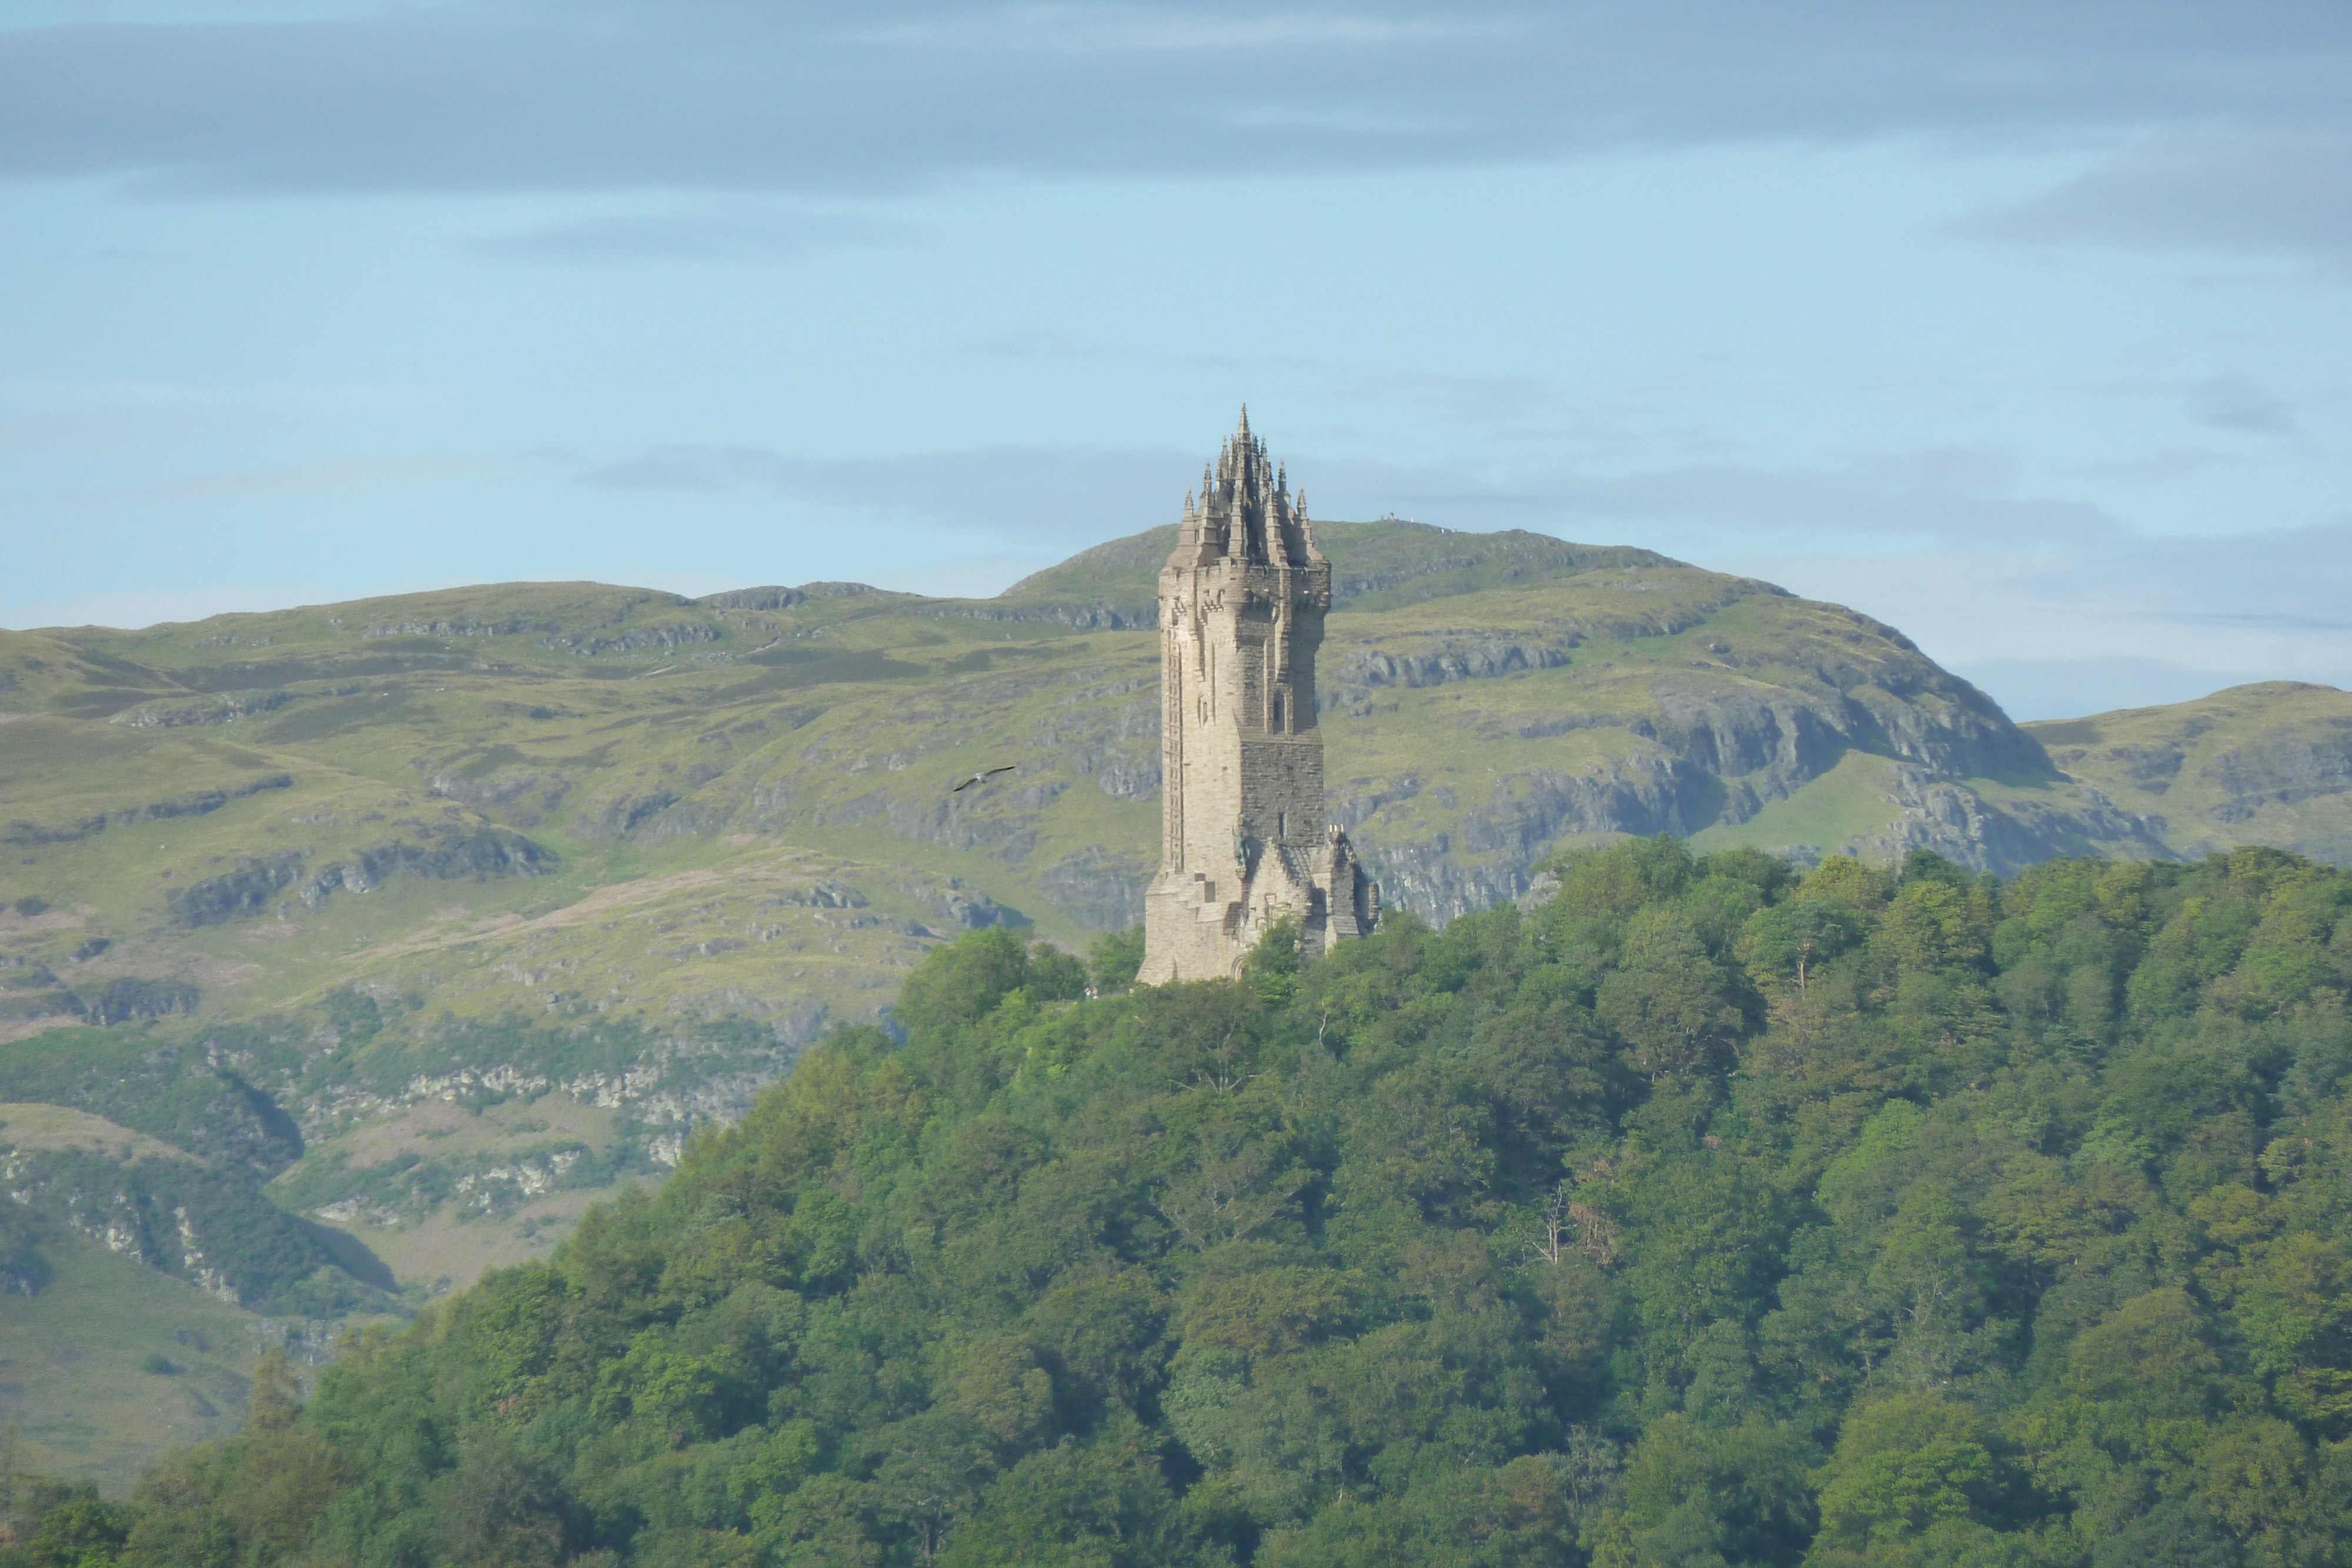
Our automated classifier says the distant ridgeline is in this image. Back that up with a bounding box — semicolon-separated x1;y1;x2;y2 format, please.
6;518;2281;973
8;523;2352;1039
29;838;2352;1566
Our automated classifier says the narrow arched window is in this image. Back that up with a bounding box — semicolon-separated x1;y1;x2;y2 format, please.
1271;693;1284;731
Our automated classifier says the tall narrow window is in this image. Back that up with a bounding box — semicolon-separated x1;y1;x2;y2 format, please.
1271;692;1284;731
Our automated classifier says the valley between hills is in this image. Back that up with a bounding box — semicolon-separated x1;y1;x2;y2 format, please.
4;518;2350;1488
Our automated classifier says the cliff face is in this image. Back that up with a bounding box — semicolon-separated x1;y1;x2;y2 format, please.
2027;682;2352;864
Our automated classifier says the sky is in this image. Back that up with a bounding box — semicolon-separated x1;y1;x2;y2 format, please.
2;2;2348;719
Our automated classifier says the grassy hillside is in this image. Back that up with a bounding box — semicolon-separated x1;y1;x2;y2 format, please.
0;521;2187;1323
0;1228;271;1494
2027;681;2352;864
2;520;2146;954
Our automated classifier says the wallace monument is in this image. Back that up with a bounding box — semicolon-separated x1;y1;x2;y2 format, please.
1138;412;1381;983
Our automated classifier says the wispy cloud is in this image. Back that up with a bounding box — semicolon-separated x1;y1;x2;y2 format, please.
579;442;1196;547
1720;519;2352;708
1962;129;2352;274
841;6;1517;55
1946;656;2287;721
479;205;917;263
6;581;366;633
1284;447;2127;551
564;436;2352;704
2;4;2344;199
42;453;535;510
0;407;237;452
2188;376;2297;434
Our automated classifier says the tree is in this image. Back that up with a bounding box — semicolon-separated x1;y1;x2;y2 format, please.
1596;914;1743;1083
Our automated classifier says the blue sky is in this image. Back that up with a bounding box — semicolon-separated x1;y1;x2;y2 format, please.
3;1;2348;718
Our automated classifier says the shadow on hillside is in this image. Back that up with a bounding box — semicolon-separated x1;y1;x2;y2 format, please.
295;1218;397;1292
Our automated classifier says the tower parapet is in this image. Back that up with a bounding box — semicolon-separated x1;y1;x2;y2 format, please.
1139;411;1379;983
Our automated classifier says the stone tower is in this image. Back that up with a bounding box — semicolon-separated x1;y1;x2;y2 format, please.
1139;411;1378;984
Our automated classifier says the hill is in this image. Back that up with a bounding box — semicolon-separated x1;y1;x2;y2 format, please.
2027;681;2352;865
1;520;2164;957
19;838;2352;1565
0;521;2196;1338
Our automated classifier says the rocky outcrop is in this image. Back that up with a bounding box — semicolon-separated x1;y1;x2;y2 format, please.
537;623;720;656
0;1145;342;1308
108;690;305;727
166;852;307;925
1339;751;1715;921
1033;692;1161;801
2204;728;2352;820
79;977;201;1025
1342;754;2169;922
696;582;877;611
577;790;682;839
905;878;1024;932
426;766;572;824
2;773;292;845
1638;676;2043;804
1322;640;1573;710
296;827;556;907
168;825;556;926
914;600;1156;630
1775;764;2170;872
1037;849;1152;931
365;618;570;638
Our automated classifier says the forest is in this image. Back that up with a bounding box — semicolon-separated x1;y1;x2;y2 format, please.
13;837;2352;1567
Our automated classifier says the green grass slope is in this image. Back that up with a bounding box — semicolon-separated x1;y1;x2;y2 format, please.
0;520;2180;1324
994;520;1676;620
2027;681;2352;865
0;1228;270;1494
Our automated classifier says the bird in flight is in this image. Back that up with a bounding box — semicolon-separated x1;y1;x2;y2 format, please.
953;765;1017;793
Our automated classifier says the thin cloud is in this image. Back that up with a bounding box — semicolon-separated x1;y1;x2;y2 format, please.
0;407;236;452
579;442;1197;547
1287;449;2128;551
479;205;917;263
2153;608;2352;633
843;6;1518;55
1723;520;2352;695
1;3;2346;198
6;580;387;633
2188;376;2297;434
1963;129;2352;273
1947;655;2283;721
45;453;531;510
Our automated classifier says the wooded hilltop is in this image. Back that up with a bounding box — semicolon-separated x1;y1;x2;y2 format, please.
12;835;2352;1567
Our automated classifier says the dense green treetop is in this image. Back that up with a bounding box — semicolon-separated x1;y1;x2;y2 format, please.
22;838;2352;1567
